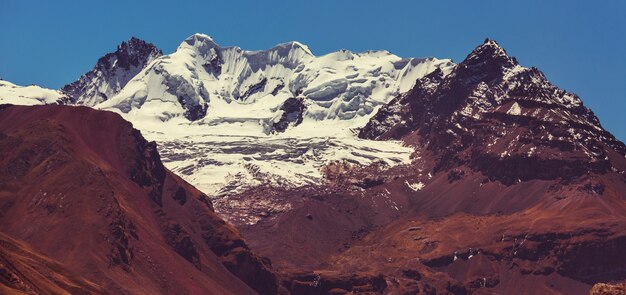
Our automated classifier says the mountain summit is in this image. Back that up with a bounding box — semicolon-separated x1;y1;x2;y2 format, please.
61;37;162;105
95;33;452;125
463;38;518;69
361;39;625;184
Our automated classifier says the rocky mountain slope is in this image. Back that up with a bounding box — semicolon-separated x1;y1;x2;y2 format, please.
0;232;105;294
0;104;279;294
222;40;626;294
360;39;625;184
60;37;162;106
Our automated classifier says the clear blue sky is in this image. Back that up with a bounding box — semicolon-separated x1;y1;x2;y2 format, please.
1;0;625;140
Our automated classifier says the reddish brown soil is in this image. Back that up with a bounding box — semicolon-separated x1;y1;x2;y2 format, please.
0;104;279;294
228;164;626;294
0;232;105;294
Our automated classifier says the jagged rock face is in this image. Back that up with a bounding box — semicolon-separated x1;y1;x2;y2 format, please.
361;39;626;184
589;283;626;295
97;33;453;124
0;232;107;294
0;104;279;295
272;97;306;133
61;37;162;106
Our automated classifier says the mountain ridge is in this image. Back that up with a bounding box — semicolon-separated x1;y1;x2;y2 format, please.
0;104;280;294
60;37;163;106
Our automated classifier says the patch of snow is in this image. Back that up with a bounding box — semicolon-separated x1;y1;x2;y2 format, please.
405;180;425;191
0;80;63;105
507;102;522;116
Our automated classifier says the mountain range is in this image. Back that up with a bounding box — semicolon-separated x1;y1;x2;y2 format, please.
1;35;625;294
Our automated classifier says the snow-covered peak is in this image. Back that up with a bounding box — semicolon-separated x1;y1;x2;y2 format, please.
98;33;454;128
476;38;508;57
177;33;220;53
319;49;356;62
0;80;64;105
482;38;504;50
183;33;217;44
119;37;159;58
242;41;315;70
61;37;162;106
360;50;394;58
269;41;314;57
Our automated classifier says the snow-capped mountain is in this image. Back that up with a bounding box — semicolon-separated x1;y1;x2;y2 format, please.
0;80;64;105
360;39;626;184
61;37;162;106
0;34;452;195
98;33;453;133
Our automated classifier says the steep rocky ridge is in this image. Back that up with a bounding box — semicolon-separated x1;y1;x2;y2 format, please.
61;37;162;106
